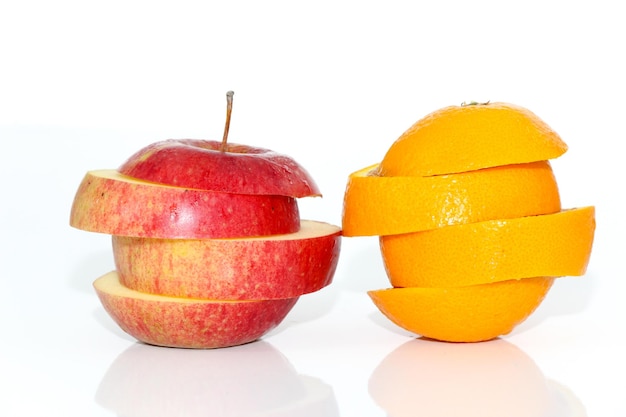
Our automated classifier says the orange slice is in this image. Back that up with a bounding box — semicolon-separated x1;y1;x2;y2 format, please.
378;102;568;177
380;206;595;288
368;277;555;342
342;161;561;237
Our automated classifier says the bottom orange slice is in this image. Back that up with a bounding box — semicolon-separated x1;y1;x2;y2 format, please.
368;277;555;343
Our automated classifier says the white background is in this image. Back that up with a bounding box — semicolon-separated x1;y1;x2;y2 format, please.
1;1;624;416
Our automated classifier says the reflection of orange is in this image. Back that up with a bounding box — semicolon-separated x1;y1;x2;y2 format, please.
368;277;554;343
343;161;561;237
377;102;568;177
369;338;587;417
381;207;595;288
342;101;596;342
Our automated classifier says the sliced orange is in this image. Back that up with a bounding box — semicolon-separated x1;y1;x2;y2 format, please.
342;160;561;237
341;101;595;343
380;206;595;288
378;102;568;177
368;277;555;342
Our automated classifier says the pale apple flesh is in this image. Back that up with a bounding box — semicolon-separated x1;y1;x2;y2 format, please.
117;139;321;197
94;271;298;349
113;220;341;300
70;170;301;238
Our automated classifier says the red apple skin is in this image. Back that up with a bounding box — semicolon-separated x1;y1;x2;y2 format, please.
94;271;298;349
117;139;321;197
112;220;342;300
70;170;300;238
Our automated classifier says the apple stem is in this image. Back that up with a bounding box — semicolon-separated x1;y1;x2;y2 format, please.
220;91;234;152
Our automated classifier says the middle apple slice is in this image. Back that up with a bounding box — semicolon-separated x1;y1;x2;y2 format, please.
113;220;341;300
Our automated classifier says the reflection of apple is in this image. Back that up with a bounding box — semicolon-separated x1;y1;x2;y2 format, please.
94;271;298;349
369;338;586;417
118;139;321;197
70;169;300;239
113;220;341;300
71;92;341;348
96;340;339;417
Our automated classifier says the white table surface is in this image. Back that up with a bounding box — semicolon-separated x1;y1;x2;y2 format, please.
1;1;624;416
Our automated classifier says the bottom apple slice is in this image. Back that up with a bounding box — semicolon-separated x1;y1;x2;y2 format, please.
94;271;298;349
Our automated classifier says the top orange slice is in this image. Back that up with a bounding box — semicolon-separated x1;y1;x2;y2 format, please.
378;102;568;177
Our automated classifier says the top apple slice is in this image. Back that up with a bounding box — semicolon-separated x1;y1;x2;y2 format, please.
70;169;301;239
118;139;322;197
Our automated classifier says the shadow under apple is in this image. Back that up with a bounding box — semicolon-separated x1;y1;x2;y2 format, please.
369;338;586;417
95;340;339;417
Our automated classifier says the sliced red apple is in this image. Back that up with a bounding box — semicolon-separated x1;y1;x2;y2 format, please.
113;220;341;300
70;170;300;239
94;271;298;349
117;139;321;197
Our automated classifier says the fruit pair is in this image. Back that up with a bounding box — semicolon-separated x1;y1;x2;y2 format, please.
342;102;595;342
70;94;341;348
